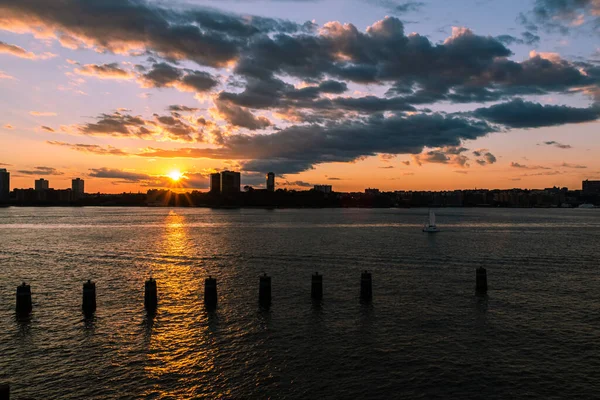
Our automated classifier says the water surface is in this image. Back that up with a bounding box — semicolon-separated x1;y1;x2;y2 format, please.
0;207;599;399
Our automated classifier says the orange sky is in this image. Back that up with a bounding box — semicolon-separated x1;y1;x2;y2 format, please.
1;0;599;193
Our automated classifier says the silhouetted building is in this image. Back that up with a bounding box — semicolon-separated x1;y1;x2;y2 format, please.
210;173;221;193
0;168;9;202
72;178;85;200
220;171;241;194
314;185;332;194
266;172;275;192
365;188;380;195
582;180;600;194
35;178;49;191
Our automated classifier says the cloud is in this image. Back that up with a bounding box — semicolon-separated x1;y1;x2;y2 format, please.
379;165;395;169
280;180;313;187
69;110;205;142
473;99;600;128
88;167;150;181
0;70;15;79
542;140;572;149
55;112;494;175
496;32;541;46
138;62;219;93
472;150;497;165
74;63;134;80
3;124;13;129
17;166;63;175
368;1;425;15
29;111;57;117
211;98;271;130
510;162;551;170
521;170;563;176
0;0;310;67
46;141;129;156
560;162;587;168
0;40;55;59
411;146;470;168
168;105;199;112
327;177;342;180
40;125;55;132
526;0;600;34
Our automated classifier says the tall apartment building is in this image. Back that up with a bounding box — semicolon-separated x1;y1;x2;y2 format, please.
266;172;275;192
210;173;221;193
35;178;49;191
220;171;241;194
0;168;9;202
72;178;85;199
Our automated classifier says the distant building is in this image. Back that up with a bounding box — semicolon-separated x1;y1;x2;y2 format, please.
210;173;221;193
314;184;332;194
582;180;600;194
266;172;275;192
220;171;241;194
365;188;380;195
0;168;9;202
35;178;49;191
72;178;85;199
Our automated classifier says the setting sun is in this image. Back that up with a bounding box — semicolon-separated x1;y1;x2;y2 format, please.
168;170;183;182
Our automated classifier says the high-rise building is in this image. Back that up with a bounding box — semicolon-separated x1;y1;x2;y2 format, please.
35;178;49;191
582;180;600;194
72;178;85;199
313;185;332;194
266;172;275;192
210;173;221;193
220;170;241;194
0;168;9;202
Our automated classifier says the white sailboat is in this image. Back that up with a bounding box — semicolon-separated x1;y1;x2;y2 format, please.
423;209;440;232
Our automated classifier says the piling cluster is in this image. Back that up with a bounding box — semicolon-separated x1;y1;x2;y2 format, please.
13;268;490;318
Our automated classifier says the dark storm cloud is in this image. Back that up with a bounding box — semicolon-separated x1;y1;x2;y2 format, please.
3;0;597;107
78;112;152;138
139;63;218;92
88;167;150;181
134;113;494;174
0;0;311;67
473;99;600;128
53;112;494;175
496;32;541;46
527;0;600;33
17;166;63;175
213;99;272;130
76;111;203;142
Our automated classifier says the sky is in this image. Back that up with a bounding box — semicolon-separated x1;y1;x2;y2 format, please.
0;0;599;193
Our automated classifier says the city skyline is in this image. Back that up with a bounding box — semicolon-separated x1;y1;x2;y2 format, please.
1;0;600;193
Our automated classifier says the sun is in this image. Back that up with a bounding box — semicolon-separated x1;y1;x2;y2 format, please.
168;170;183;182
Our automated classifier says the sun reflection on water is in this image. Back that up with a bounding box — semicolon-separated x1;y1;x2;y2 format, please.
142;211;227;398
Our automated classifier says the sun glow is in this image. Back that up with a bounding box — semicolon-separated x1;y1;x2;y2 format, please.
168;170;183;182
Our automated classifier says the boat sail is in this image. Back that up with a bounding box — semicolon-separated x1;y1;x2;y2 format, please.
423;209;440;232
